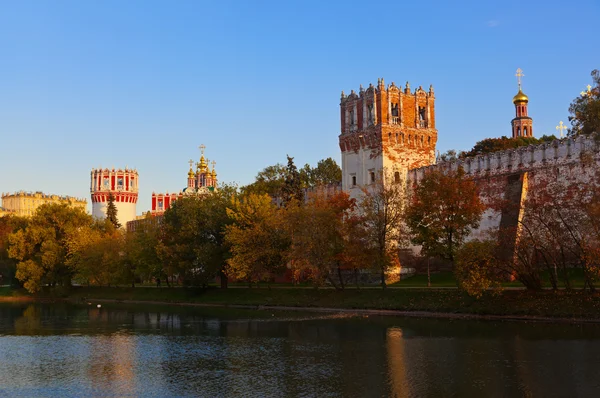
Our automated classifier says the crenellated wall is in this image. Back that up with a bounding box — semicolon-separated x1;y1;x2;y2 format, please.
408;135;600;240
408;135;597;181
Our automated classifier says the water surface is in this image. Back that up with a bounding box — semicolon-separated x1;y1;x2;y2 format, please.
1;302;599;397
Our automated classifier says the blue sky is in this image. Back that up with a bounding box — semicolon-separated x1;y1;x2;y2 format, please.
1;0;598;214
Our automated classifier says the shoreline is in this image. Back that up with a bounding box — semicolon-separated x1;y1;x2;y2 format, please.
3;295;600;325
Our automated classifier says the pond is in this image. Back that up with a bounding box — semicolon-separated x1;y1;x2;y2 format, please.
0;302;599;397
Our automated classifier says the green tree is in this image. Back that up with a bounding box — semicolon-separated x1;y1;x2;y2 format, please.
282;155;304;205
242;163;287;197
358;173;407;289
406;167;485;265
8;203;93;293
0;215;28;286
300;157;342;187
461;136;555;158
106;193;121;229
159;188;235;287
125;213;165;286
569;69;600;136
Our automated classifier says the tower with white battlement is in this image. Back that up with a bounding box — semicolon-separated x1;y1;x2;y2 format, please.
90;167;139;226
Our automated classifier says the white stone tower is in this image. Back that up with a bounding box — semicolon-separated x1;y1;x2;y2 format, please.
90;167;139;226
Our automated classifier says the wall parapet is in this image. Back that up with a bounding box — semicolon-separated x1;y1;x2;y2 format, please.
408;135;598;181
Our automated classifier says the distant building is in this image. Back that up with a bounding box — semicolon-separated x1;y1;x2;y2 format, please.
0;191;87;217
151;145;218;215
90;167;139;226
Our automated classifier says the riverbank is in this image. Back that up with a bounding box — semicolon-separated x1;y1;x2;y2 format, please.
2;286;600;321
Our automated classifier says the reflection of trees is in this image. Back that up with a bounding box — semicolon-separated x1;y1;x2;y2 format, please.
3;304;600;396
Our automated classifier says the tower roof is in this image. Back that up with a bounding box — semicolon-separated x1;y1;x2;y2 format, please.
512;89;529;104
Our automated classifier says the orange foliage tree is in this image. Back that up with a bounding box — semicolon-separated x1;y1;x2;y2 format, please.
406;167;485;265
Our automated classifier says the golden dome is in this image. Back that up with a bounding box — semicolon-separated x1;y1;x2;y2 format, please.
188;168;195;178
512;89;529;104
197;155;208;173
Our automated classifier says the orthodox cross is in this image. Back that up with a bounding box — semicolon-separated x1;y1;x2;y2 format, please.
515;68;524;89
211;160;216;170
188;159;194;169
581;84;592;97
199;144;206;156
556;121;567;138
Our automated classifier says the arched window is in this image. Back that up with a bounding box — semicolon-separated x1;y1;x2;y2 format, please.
524;127;528;136
394;171;400;184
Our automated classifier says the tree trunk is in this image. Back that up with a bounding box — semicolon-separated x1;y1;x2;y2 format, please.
220;270;228;289
336;261;345;290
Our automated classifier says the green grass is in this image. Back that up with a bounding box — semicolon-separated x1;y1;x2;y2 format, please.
392;272;457;287
3;285;600;320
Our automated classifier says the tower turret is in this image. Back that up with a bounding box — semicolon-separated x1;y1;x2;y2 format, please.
90;167;138;225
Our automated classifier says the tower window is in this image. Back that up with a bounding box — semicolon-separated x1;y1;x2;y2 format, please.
350;109;355;125
370;171;375;183
391;103;399;116
394;171;400;183
368;104;374;125
352;175;357;186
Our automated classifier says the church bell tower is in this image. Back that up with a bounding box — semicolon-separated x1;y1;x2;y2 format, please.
511;68;533;138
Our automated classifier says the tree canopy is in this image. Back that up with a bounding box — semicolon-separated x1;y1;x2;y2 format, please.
460;135;557;158
406;167;485;264
569;69;600;136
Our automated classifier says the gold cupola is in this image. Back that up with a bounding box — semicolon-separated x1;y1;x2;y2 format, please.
512;89;529;104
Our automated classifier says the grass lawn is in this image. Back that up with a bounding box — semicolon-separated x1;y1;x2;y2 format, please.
2;284;599;320
395;269;589;289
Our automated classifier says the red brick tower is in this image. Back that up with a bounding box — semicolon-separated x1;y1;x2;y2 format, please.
511;68;533;138
339;78;437;196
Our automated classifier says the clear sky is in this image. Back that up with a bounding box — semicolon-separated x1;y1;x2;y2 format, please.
1;0;599;214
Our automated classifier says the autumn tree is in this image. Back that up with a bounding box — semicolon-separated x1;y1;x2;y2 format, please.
406;167;484;265
358;173;407;289
106;194;121;229
224;193;290;284
67;221;126;287
8;203;93;293
285;191;356;288
569;69;600;136
454;240;503;298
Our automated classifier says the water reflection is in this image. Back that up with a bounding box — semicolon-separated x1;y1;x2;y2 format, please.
0;303;600;397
